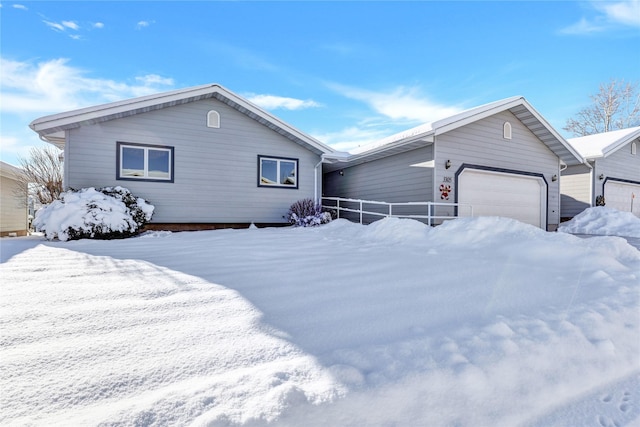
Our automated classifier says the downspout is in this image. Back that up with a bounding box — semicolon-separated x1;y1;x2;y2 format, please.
314;157;324;205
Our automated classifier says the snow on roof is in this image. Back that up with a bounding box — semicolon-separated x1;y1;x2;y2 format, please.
349;121;436;155
347;96;584;166
350;97;525;155
29;83;336;156
566;126;640;159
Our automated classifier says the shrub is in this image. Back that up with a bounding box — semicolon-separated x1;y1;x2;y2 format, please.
286;198;332;227
33;186;154;241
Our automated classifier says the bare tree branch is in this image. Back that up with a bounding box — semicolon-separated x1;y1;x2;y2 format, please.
13;146;64;206
564;78;640;136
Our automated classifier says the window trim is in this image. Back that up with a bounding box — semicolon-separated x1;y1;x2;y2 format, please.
116;141;175;183
257;155;299;189
632;142;637;155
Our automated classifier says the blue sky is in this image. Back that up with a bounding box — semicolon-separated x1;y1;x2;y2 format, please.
1;1;639;166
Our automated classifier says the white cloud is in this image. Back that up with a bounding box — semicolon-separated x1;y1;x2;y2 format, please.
312;125;393;153
559;17;606;35
0;132;51;164
317;83;465;152
43;20;80;32
246;94;321;110
136;74;174;87
0;57;175;114
93;22;104;29
43;20;65;32
12;4;28;10
328;83;462;122
62;20;79;30
597;0;640;27
561;0;640;34
136;20;151;30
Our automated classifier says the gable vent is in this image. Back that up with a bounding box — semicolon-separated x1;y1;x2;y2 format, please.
207;110;220;128
503;121;512;140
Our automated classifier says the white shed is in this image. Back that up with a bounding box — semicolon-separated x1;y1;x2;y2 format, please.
1;161;28;237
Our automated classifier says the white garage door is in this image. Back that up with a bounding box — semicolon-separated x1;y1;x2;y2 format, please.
605;181;640;216
458;169;546;228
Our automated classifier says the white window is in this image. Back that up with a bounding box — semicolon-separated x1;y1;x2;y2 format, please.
117;142;174;182
632;142;637;155
503;121;512;140
207;110;220;128
258;155;298;188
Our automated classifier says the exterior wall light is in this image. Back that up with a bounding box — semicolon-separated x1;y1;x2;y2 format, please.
599;174;604;180
339;170;344;176
552;174;558;182
445;160;452;169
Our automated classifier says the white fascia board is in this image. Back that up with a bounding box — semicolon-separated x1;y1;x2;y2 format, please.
349;134;435;162
566;126;640;160
601;127;640;157
431;96;524;136
29;84;217;134
29;83;335;155
321;151;351;162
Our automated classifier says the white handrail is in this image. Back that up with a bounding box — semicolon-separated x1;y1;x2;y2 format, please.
321;197;473;225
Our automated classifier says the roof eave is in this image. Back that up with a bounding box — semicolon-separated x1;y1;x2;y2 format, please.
601;129;640;157
30;83;335;156
506;99;585;166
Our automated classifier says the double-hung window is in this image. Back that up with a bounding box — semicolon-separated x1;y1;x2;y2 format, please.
117;142;174;182
258;155;298;189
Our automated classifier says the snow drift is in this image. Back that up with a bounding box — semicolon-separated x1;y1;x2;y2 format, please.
1;213;639;426
559;206;640;238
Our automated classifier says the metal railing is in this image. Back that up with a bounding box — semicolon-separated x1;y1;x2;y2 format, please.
321;197;473;226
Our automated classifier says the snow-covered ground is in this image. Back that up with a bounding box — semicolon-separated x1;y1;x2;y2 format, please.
559;206;640;239
1;211;639;426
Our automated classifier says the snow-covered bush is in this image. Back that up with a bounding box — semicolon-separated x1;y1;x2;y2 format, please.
286;198;332;227
33;186;154;241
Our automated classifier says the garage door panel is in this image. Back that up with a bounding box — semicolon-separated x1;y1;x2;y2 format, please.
605;181;640;216
459;169;545;228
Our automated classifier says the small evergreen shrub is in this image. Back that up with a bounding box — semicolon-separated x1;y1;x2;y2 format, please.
286;198;332;227
34;186;154;241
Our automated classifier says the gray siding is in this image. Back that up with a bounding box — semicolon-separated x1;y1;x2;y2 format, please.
560;164;592;219
65;98;321;223
323;145;434;202
594;140;640;200
435;111;562;227
1;175;27;235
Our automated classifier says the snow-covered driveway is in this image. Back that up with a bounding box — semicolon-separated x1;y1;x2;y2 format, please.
1;214;639;426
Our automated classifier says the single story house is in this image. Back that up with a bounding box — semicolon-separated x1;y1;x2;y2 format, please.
30;84;344;229
561;126;640;219
323;96;586;230
0;161;28;237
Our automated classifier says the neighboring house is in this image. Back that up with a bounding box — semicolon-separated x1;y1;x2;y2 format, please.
323;96;586;230
30;84;343;228
561;126;640;219
0;161;28;237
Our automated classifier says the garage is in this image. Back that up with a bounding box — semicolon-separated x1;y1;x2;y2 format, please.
458;168;546;228
604;180;640;216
